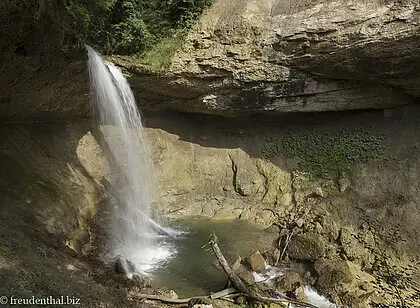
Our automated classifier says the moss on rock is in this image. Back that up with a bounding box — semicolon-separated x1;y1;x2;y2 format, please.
261;129;386;177
287;233;325;261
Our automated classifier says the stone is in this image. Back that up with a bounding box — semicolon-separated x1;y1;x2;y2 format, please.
115;257;136;276
338;173;352;193
314;222;323;234
287;233;326;261
254;210;275;227
359;281;369;291
314;258;354;294
275;271;302;292
188;298;212;308
295;218;304;228
247;250;266;272
166;290;179;300
314;187;324;198
339;228;365;261
295;286;308;302
322;218;340;242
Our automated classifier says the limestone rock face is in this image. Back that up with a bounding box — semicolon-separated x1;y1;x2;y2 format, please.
116;0;420;115
314;257;354;295
146;125;292;226
1;1;420;120
0;122;108;255
287;233;326;261
0;0;90;123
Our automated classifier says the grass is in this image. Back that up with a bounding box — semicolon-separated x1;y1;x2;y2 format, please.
139;31;186;71
261;129;386;177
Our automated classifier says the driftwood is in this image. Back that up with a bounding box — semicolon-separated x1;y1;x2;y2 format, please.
131;232;318;308
130;287;237;304
209;232;318;308
130;293;205;304
208;232;251;295
209;287;237;299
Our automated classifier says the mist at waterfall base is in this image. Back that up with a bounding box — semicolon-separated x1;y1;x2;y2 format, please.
86;46;178;275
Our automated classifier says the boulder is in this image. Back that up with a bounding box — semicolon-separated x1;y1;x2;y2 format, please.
314;258;354;294
275;271;302;293
235;264;255;285
287;233;325;261
339;228;366;261
115;256;136;276
247;250;266;272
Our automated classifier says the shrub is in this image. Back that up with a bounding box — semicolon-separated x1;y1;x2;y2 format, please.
64;0;213;55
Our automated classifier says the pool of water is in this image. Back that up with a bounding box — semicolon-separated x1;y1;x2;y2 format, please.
149;218;267;297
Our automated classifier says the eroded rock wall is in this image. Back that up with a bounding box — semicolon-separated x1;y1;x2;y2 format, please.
115;0;420;115
1;1;420;120
0;122;108;254
143;110;420;306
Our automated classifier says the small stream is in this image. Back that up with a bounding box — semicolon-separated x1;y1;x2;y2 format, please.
150;218;266;297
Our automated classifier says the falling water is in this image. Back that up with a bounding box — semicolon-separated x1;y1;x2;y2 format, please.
86;46;174;275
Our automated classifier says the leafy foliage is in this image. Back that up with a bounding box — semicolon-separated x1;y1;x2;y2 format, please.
64;0;212;55
261;129;386;177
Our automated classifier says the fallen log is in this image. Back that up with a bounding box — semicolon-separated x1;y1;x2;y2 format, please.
209;287;237;299
208;232;251;295
130;293;195;304
130;287;237;304
208;232;318;308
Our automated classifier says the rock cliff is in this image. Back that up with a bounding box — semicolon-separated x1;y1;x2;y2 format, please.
116;0;420;115
1;1;420;121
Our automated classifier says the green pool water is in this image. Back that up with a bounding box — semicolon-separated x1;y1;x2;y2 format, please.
150;218;267;297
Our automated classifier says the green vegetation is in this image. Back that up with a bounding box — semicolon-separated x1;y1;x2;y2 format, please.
140;32;186;70
262;129;386;177
64;0;212;57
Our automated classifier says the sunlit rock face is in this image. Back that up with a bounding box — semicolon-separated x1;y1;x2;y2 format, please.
1;1;419;121
118;0;420;115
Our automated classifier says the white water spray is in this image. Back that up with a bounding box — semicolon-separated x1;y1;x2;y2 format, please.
86;46;175;275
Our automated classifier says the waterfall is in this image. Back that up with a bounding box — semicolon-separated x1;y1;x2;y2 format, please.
86;46;174;276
